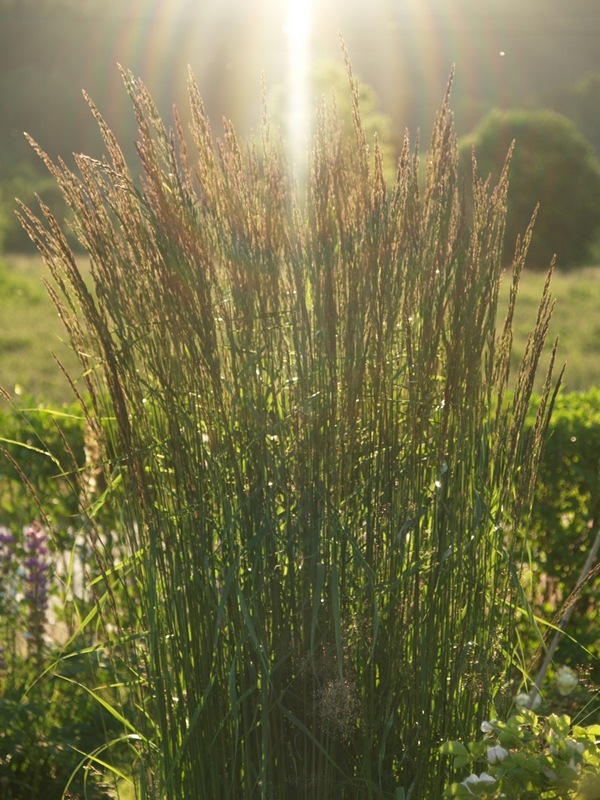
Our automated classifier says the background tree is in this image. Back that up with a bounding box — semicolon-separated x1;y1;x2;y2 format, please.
458;108;600;269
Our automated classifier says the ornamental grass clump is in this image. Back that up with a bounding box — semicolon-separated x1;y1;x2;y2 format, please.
19;56;559;798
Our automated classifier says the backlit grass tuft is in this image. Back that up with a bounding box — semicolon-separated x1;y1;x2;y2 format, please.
16;58;560;798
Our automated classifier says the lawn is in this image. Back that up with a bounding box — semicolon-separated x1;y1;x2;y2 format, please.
1;253;599;405
0;253;91;404
503;264;600;393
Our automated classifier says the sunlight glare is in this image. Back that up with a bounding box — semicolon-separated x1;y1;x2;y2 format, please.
285;0;312;170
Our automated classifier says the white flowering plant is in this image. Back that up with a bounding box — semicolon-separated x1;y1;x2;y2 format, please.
440;709;600;798
556;666;581;697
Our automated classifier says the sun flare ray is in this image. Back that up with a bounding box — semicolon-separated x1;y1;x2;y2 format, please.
285;0;312;170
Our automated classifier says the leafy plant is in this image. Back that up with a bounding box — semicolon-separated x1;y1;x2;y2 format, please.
441;707;599;799
525;389;600;672
0;658;130;800
0;519;132;800
0;398;85;536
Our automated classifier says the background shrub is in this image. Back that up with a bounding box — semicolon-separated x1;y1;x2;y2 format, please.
458;108;600;269
525;389;600;674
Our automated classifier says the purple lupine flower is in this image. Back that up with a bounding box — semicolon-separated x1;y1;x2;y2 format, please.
23;522;50;664
0;528;16;673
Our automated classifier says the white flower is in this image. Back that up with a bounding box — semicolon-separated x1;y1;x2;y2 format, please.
556;665;578;696
514;692;529;708
462;772;497;795
514;691;541;710
565;738;584;754
487;744;509;764
480;720;496;734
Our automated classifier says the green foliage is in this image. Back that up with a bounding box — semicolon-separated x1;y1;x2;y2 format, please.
0;651;126;800
0;398;85;536
531;389;600;572
525;389;600;669
0;421;136;797
19;57;560;797
441;706;600;799
459;108;600;269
